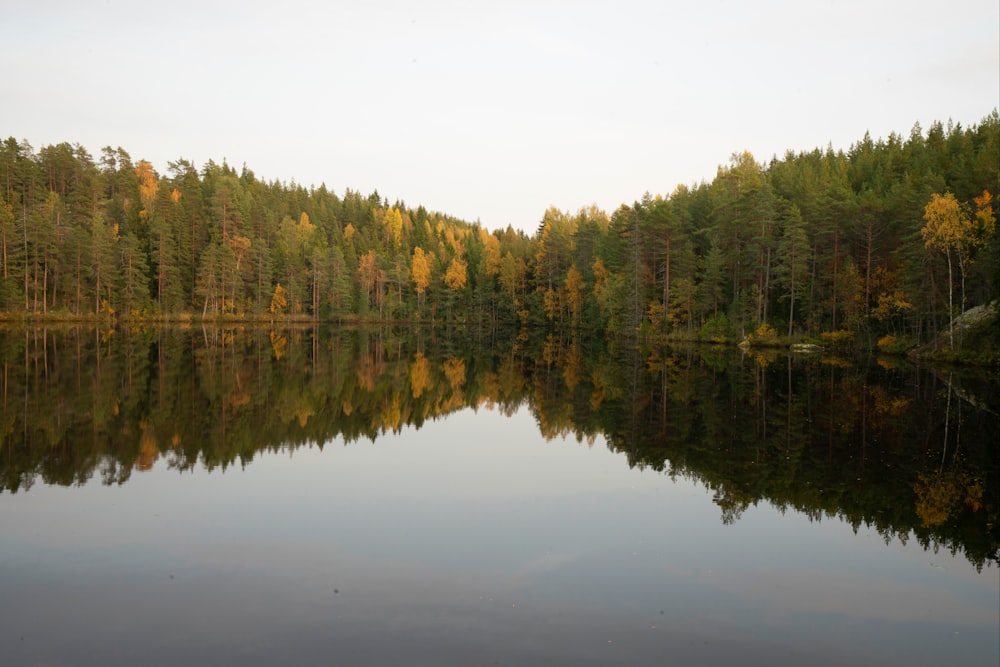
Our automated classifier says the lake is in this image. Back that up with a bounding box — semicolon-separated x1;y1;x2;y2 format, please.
0;326;997;666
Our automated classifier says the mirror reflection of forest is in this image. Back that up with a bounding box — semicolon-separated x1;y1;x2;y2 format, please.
1;325;996;570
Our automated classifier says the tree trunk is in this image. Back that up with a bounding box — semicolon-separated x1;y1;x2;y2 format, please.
788;242;796;338
945;247;954;348
662;234;671;322
831;224;840;329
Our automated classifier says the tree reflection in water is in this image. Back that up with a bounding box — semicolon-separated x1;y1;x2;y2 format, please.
0;325;996;569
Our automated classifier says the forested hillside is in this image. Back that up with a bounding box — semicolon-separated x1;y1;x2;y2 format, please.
2;112;997;348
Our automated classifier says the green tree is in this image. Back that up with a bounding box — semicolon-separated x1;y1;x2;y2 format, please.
773;203;811;336
120;232;150;314
327;245;352;316
150;185;184;313
0;193;20;308
91;213;118;314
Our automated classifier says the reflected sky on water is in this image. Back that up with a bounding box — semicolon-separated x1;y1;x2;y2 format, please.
1;405;996;667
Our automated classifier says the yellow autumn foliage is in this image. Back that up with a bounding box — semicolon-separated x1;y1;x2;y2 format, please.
409;353;431;398
444;257;467;290
411;247;431;294
442;357;466;390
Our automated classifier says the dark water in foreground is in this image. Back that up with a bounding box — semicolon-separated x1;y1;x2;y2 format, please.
0;326;997;666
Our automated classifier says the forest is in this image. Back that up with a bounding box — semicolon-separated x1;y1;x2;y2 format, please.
1;111;997;352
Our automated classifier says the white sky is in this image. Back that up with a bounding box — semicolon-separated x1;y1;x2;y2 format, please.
2;0;997;232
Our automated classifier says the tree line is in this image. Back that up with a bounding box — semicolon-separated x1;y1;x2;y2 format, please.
2;111;997;347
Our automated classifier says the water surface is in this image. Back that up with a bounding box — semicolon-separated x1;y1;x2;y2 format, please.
0;326;996;666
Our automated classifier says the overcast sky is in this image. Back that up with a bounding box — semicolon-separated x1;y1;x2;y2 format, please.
2;0;997;231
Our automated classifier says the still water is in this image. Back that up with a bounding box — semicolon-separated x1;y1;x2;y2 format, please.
0;326;996;666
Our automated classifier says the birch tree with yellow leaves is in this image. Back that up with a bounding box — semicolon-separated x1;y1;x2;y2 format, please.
922;191;996;347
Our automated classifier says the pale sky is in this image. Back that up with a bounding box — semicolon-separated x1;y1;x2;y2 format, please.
2;0;997;232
